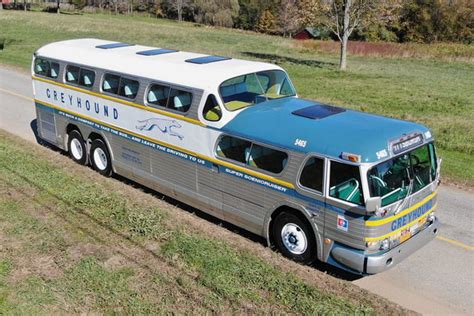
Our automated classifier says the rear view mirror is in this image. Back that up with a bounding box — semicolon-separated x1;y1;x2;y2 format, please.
365;197;381;213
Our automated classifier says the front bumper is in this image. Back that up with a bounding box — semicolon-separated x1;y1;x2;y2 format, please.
331;216;440;274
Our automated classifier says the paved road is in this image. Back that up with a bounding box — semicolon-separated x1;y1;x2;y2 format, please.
1;66;473;315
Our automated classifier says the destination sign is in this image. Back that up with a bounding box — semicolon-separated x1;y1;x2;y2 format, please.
391;134;423;154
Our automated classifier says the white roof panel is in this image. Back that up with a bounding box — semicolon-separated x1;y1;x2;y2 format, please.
35;38;283;90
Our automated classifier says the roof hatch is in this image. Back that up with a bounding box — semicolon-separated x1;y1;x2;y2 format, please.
292;104;345;119
136;48;178;56
96;42;134;49
185;55;231;64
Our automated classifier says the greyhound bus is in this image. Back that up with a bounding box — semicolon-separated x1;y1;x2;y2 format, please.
32;39;440;274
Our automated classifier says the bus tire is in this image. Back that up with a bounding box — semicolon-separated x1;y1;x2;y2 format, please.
272;211;316;264
90;138;112;176
68;130;87;165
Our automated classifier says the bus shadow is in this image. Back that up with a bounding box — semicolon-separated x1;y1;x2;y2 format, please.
30;123;363;282
242;52;336;69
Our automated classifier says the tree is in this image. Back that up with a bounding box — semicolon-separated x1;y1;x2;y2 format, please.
256;9;276;34
193;0;239;27
320;0;378;70
278;0;300;37
166;0;190;21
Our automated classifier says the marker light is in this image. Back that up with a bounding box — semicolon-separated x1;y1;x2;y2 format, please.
341;152;361;163
380;239;390;251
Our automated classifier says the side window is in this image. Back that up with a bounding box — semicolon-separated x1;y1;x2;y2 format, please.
247;143;287;173
203;94;222;122
216;136;251;164
65;65;80;84
329;161;364;205
147;84;170;108
79;68;95;88
102;74;121;95
299;157;324;192
34;58;59;79
118;77;139;99
168;88;192;112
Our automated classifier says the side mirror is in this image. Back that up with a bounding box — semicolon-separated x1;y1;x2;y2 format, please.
365;197;381;213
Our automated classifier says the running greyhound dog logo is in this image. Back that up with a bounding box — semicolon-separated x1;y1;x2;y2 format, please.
136;118;184;140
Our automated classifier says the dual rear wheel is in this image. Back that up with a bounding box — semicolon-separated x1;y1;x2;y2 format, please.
67;130;112;176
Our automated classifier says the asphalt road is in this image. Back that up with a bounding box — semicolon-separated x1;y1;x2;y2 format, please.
1;66;473;315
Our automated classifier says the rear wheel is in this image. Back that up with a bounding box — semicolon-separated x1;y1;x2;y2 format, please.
90;139;112;176
68;130;87;165
272;211;317;264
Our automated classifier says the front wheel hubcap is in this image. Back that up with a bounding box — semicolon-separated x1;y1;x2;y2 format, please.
70;138;83;160
281;223;307;255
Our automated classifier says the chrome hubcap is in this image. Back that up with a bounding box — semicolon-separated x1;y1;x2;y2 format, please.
281;223;307;255
70;138;83;160
93;147;108;171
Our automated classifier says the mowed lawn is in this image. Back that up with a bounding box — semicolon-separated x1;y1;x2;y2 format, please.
0;11;473;186
0;130;408;314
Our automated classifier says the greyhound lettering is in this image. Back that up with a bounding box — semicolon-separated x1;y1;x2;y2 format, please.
136;118;184;140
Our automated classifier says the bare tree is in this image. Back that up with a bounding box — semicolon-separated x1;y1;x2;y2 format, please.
278;0;300;37
320;0;377;70
169;0;189;21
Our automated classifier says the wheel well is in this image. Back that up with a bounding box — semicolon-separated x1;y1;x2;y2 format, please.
88;132;104;143
66;124;81;136
269;206;313;248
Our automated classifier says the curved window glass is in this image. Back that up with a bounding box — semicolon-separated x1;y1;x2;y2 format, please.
219;70;296;111
34;58;59;79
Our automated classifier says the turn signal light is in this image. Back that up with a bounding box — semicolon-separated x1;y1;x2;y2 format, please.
341;152;361;163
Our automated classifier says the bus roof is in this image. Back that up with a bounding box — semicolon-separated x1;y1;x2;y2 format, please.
35;38;282;90
221;97;432;163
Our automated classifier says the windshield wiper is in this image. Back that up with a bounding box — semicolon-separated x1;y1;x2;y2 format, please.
394;178;414;215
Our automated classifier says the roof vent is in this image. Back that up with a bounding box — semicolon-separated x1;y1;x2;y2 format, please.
136;48;178;56
292;104;345;119
96;42;134;49
185;55;231;64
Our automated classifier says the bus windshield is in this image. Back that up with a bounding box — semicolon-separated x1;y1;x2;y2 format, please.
368;143;437;207
219;70;296;111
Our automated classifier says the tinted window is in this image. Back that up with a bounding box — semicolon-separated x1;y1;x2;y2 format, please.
103;74;120;94
79;69;95;88
118;77;139;99
300;157;324;192
34;58;59;79
248;144;287;173
168;88;192;112
65;65;80;84
329;161;364;205
147;84;170;107
203;94;222;121
216;136;251;164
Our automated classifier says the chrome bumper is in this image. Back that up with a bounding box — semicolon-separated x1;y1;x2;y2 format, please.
331;216;440;274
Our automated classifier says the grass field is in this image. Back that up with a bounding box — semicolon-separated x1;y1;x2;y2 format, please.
0;130;411;314
0;11;473;187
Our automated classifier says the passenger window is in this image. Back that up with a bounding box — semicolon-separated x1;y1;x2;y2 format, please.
247;144;287;173
147;84;170;108
118;77;139;99
203;94;222;121
329;161;364;205
34;58;59;79
65;66;80;84
102;74;120;94
168;88;192;112
79;69;95;88
216;136;251;164
300;157;324;192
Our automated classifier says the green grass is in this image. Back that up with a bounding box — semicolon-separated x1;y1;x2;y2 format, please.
0;11;472;187
0;131;380;314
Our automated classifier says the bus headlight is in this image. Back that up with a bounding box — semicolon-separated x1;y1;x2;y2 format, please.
380;238;390;251
428;212;436;223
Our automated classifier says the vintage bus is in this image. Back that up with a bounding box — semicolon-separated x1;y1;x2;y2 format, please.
32;39;441;274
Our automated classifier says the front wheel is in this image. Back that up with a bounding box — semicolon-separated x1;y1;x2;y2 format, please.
272;211;317;264
90;139;112;176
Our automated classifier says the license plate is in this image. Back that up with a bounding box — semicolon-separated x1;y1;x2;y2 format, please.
400;229;411;243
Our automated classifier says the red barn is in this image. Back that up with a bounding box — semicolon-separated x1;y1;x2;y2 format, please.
294;27;318;40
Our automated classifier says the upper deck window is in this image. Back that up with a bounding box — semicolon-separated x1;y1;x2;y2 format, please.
103;74;139;100
65;65;95;88
202;94;222;122
216;136;288;174
219;70;296;111
147;84;193;113
329;161;364;205
34;58;59;79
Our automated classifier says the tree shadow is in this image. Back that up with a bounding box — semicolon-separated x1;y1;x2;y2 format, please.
242;51;336;69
